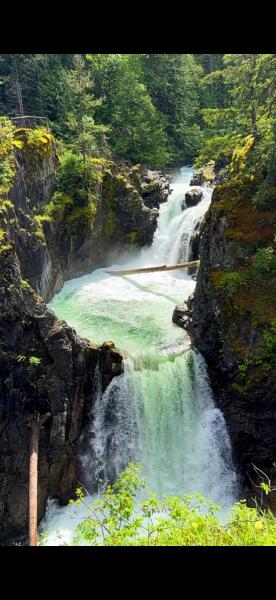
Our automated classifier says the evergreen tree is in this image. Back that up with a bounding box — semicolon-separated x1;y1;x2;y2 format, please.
141;54;204;164
87;54;169;167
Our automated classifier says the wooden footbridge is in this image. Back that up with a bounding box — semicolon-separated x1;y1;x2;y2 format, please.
106;260;200;276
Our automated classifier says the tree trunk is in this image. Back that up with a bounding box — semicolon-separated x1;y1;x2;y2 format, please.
12;56;25;119
29;420;40;546
28;412;50;546
106;260;200;276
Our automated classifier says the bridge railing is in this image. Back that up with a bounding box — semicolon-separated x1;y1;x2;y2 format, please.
10;115;50;130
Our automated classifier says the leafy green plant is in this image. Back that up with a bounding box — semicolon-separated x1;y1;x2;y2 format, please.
28;356;41;367
0;116;16;194
218;271;244;294
40;463;276;546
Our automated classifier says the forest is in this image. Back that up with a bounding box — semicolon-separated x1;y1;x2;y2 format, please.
0;53;275;547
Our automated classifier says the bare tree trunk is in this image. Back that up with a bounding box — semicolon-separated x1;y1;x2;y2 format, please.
12;56;25;120
28;412;50;547
29;419;39;546
106;260;200;276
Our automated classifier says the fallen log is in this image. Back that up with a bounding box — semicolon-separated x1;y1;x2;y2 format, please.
106;260;200;277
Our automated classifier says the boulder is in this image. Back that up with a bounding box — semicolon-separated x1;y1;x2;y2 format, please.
190;170;204;186
184;188;203;208
172;304;189;329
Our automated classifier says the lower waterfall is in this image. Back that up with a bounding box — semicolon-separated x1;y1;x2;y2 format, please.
41;166;238;545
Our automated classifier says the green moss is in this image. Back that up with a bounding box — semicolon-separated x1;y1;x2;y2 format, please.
216;271;244;294
224;228;244;240
142;181;160;194
103;208;119;238
67;202;97;236
232;382;247;395
14;127;54;159
129;231;138;243
0;242;12;253
20;279;32;291
44;193;74;222
33;214;51;242
115;174;127;183
0;199;14;210
0;117;16;194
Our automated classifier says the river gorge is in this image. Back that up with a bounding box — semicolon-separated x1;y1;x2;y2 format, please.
40;167;238;544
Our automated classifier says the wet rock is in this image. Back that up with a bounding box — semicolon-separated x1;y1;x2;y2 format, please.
141;180;169;209
172;304;190;329
190;162;216;187
0;239;123;542
140;168;171;209
184;188;203;207
182;177;276;495
190;171;204;186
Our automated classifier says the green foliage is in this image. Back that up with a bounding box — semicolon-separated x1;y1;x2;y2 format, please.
260;482;271;496
40;463;276;546
0;52;275;175
87;54;169;167
44;193;74;222
56;151;87;206
196;54;276;208
14;127;53;158
141;54;204;164
0;116;16;194
55;150;104;207
217;271;244;294
249;247;275;281
262;320;276;362
28;356;41;367
20;279;32;291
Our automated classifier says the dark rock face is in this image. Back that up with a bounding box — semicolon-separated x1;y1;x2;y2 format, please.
177;179;276;500
190;171;204;186
0;140;167;542
0;240;123;543
172;304;189;329
187;221;202;276
0;144;126;542
5;153;167;305
190;162;216;187
9;129;58;214
183;188;203;208
140;168;170;209
100;168;159;248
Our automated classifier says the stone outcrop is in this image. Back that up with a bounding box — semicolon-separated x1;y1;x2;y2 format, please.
175;176;276;502
9;128;58;214
140;167;171;209
190;162;215;186
0;234;123;543
0;130;170;542
183;188;203;208
2;140;169;305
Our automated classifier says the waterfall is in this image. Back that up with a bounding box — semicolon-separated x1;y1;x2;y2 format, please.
84;351;237;502
41;166;238;544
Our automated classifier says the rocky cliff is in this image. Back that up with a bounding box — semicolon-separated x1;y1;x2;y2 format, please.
0;208;123;543
0;128;170;543
174;173;276;503
7;129;170;303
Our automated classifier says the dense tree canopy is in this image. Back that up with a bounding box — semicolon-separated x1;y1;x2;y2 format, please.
0;53;275;197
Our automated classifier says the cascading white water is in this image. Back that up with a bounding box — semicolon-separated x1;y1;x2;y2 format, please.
41;166;238;545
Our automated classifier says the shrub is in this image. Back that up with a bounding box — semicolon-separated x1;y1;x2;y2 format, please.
57;152;86;206
40;463;276;546
218;271;244;294
0;117;16;194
